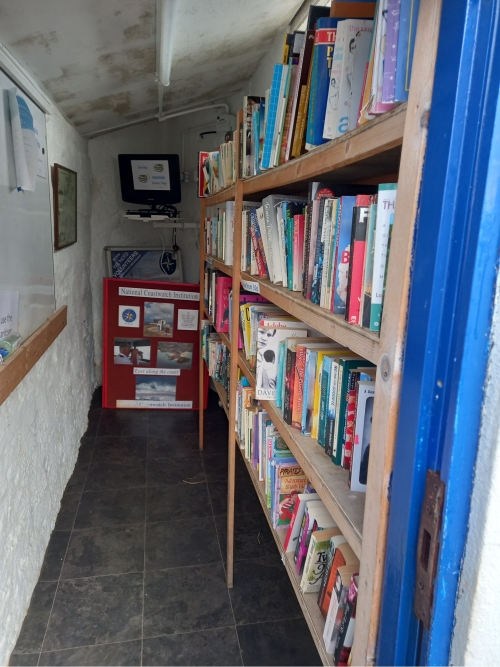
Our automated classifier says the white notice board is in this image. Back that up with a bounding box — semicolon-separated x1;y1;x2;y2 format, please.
0;69;55;340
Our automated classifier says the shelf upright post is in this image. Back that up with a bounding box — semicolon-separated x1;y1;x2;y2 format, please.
199;197;207;450
226;109;243;587
350;0;443;664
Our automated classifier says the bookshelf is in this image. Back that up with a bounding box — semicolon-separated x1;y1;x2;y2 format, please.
198;1;442;663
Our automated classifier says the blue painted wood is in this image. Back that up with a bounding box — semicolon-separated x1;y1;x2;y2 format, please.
377;0;500;664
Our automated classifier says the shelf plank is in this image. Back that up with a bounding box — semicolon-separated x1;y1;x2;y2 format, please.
205;256;233;277
235;350;363;559
0;306;67;407
235;438;334;666
242;104;406;197
240;271;379;365
203;185;236;207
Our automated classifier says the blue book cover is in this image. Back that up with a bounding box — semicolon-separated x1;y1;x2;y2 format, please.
261;64;284;170
305;18;338;150
394;0;420;102
333;196;356;315
301;349;318;435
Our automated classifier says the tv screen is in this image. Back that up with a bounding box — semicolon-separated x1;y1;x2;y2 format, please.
118;154;181;207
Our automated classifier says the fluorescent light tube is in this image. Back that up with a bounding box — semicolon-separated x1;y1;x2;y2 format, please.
157;0;178;87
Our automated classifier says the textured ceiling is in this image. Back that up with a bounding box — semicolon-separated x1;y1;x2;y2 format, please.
0;0;303;135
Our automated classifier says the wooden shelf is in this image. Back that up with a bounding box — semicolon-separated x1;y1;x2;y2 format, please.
236;437;334;666
240;271;379;365
205;256;233;277
242;104;406;197
211;375;229;418
0;306;67;406
235;350;363;559
202;185;236;207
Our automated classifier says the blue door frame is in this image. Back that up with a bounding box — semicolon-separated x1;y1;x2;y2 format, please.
378;0;500;665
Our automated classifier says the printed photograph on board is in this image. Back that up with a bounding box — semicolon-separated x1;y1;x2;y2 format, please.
157;342;194;370
143;301;174;338
114;338;151;366
135;376;177;401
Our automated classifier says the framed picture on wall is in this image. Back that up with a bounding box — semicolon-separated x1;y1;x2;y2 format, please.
53;163;77;250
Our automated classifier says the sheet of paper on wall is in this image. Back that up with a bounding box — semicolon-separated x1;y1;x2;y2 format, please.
33;118;47;179
0;291;19;339
8;89;37;191
177;309;198;331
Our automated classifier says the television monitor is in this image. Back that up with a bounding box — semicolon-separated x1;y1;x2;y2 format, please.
118;154;181;208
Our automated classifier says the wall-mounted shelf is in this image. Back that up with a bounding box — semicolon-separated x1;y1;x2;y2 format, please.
123;214;198;229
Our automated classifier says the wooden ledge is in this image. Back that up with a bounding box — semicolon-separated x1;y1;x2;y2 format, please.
0;306;68;406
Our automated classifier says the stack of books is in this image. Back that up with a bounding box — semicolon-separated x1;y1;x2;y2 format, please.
239;0;418;177
239;182;397;333
283;492;360;664
201;321;230;399
198;135;237;197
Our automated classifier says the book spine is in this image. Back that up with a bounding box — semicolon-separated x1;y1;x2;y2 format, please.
292;214;304;291
305;199;321;301
287;31;315;161
317;364;330;448
283;348;294;424
301;203;313;298
325;360;339;457
370;185;397;330
341;370;359;469
261;66;283;169
310;197;328;304
331;363;345;463
382;0;401;104
319;199;333;308
305;23;337;149
394;0;420;102
249;218;268;279
292;346;307;430
317;539;335;611
347;206;369;323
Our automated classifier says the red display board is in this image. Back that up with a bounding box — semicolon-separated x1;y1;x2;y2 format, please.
103;278;207;410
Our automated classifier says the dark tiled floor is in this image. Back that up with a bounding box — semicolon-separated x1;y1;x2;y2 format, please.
10;387;321;666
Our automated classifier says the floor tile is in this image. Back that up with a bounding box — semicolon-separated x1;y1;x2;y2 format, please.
202;449;247;482
65;461;90;494
54;491;81;531
208;478;261;517
147;455;204;487
91;436;147;463
74;488;146;529
97;410;148;438
146;517;221;570
84;412;101;438
229;555;302;626
42;572;143;652
142;627;242;666
12;581;57;654
39;531;71;582
143;563;233;638
77;437;95;465
84;460;147;492
148;434;200;459
146;483;212;523
9;653;40;665
38;639;142;666
237;618;322;666
148;411;197;437
61;524;144;579
215;512;276;562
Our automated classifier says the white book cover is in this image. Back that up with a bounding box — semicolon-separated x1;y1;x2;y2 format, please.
256;326;304;400
300;527;340;594
370;184;397;323
335;20;374;138
319;199;335;308
323;21;347;140
224;201;234;266
351;381;375;492
348;23;373;131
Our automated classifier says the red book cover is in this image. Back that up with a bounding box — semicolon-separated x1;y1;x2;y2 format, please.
215;276;232;332
347;199;371;323
291;344;308;430
293;214;306;291
341;373;359;470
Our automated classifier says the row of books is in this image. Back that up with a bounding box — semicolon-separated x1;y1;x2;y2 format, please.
240;0;419;178
285;492;360;662
198;137;237;197
235;386;360;663
201;324;230;400
203;267;232;332
239;183;397;332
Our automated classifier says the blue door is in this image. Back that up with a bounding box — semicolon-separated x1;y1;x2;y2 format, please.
378;0;500;664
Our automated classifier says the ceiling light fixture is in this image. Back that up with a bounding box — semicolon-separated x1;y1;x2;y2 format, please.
157;0;178;87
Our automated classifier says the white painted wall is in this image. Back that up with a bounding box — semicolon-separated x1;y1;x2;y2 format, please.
450;273;500;665
248;31;286;97
0;109;94;664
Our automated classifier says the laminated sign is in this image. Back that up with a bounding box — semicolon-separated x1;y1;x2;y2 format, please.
8;89;37;191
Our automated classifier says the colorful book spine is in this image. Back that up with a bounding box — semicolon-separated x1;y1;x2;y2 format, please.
382;0;401;104
283;346;295;424
249;211;268;279
332;196;356;315
261;65;284;170
293;214;306;291
292;344;308;430
214;276;232;332
370;184;397;331
325;359;340;457
394;0;421;102
286;30;315;162
346;202;370;323
323;20;346;140
340;370;360;469
360;201;377;327
305;19;337;150
317;356;332;448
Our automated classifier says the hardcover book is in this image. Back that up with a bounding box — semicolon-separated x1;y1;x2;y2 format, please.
300;527;342;594
256;326;305;400
346;199;371;323
370;183;397;331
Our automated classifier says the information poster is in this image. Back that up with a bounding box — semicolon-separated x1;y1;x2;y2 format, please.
103;278;207;410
